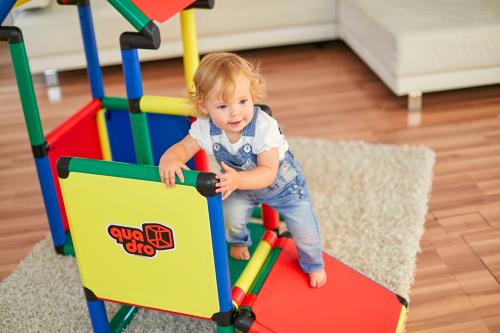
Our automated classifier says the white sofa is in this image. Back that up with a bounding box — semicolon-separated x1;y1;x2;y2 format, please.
11;0;500;109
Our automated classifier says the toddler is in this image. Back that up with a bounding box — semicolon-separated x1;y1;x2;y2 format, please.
158;52;326;288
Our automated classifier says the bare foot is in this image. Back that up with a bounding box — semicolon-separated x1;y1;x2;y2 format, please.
309;269;327;288
230;245;250;260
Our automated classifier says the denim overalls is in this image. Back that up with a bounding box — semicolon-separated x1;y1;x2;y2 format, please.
211;107;324;273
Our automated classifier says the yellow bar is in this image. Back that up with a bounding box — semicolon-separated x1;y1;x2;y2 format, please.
96;109;112;161
180;9;199;93
395;306;407;333
140;95;197;117
14;0;31;8
234;241;272;301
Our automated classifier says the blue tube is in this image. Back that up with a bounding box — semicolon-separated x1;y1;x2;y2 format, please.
34;157;66;248
86;300;110;333
207;195;233;313
121;49;143;99
78;4;104;99
0;0;16;26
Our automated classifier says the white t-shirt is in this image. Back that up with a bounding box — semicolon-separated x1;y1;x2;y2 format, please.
189;109;289;160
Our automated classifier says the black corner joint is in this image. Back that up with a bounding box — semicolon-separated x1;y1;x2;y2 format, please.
31;142;49;158
211;308;235;327
233;307;255;333
397;294;408;308
0;26;23;44
279;230;292;239
54;246;65;255
255;104;272;116
196;172;218;197
128;98;141;113
186;0;215;10
57;0;89;6
56;157;72;179
83;287;98;301
120;22;160;51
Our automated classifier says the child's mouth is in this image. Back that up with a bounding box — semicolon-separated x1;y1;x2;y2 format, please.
228;120;242;126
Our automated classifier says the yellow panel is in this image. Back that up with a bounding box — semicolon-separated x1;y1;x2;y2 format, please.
60;172;219;318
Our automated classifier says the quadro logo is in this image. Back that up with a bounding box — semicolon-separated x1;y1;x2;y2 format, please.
107;223;175;258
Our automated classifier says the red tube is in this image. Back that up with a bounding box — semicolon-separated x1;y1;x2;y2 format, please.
262;204;279;230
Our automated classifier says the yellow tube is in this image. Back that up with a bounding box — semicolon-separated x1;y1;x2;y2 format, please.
395;306;407;333
140;95;197;117
96;109;112;161
233;241;272;302
180;9;199;93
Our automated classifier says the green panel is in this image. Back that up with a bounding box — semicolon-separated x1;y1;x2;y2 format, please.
110;305;139;333
107;0;150;32
9;41;45;146
228;223;266;286
67;157;199;187
102;96;129;111
129;112;154;165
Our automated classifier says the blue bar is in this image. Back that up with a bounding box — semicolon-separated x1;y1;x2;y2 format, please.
0;0;16;26
121;49;143;99
86;300;110;333
78;4;104;99
207;195;233;313
34;157;66;248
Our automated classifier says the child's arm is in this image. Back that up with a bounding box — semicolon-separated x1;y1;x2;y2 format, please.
159;135;201;187
216;148;279;200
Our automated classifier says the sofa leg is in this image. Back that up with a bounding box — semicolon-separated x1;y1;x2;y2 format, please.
43;69;62;103
407;91;422;127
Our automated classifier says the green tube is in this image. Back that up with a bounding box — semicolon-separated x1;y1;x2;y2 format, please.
9;41;45;146
129;112;154;165
216;325;235;333
102;96;129;110
110;305;139;333
249;247;282;294
107;0;150;32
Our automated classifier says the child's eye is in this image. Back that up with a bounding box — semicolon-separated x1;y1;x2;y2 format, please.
239;99;248;105
217;105;227;110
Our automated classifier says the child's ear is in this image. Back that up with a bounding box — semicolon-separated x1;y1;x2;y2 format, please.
197;101;208;114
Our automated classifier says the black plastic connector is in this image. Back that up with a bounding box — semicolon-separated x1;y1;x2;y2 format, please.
397;294;408;308
31;142;49;158
211;308;234;327
56;157;72;179
196;172;218;197
186;0;214;10
83;287;98;301
0;26;23;44
120;22;160;50
57;0;89;6
255;104;272;116
233;307;255;333
128;98;141;113
54;246;65;255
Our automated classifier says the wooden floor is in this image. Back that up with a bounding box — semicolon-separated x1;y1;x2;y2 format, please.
1;41;500;332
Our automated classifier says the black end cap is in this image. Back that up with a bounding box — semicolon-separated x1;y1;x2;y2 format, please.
56;157;72;179
0;26;23;43
54;246;65;255
279;230;292;238
83;287;98;301
141;21;161;49
196;172;218;197
187;0;214;9
128;98;141;113
57;0;89;5
255;104;272;116
31;142;49;158
120;22;161;50
211;308;234;327
397;294;408;308
233;307;255;332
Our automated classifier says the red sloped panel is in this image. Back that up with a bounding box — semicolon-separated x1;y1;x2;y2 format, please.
251;240;404;333
131;0;195;23
46;99;103;231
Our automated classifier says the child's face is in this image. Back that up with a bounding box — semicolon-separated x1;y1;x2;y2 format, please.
199;72;254;138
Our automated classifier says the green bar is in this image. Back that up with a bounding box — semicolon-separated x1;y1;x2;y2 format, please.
110;305;139;333
62;232;76;256
129;112;154;165
102;96;129;111
107;0;150;32
9;41;45;146
249;247;282;294
67;157;199;187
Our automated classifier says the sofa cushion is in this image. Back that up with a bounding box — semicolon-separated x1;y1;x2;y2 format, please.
339;0;500;77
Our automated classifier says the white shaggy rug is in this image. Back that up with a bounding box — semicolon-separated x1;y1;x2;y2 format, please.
0;138;435;332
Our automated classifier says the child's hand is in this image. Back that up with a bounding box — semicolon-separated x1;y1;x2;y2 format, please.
158;155;190;187
216;161;241;200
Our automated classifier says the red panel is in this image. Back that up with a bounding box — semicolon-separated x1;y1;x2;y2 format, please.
251;240;404;332
46;99;103;231
131;0;196;23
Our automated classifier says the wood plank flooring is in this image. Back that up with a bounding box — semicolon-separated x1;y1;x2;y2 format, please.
1;41;500;332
